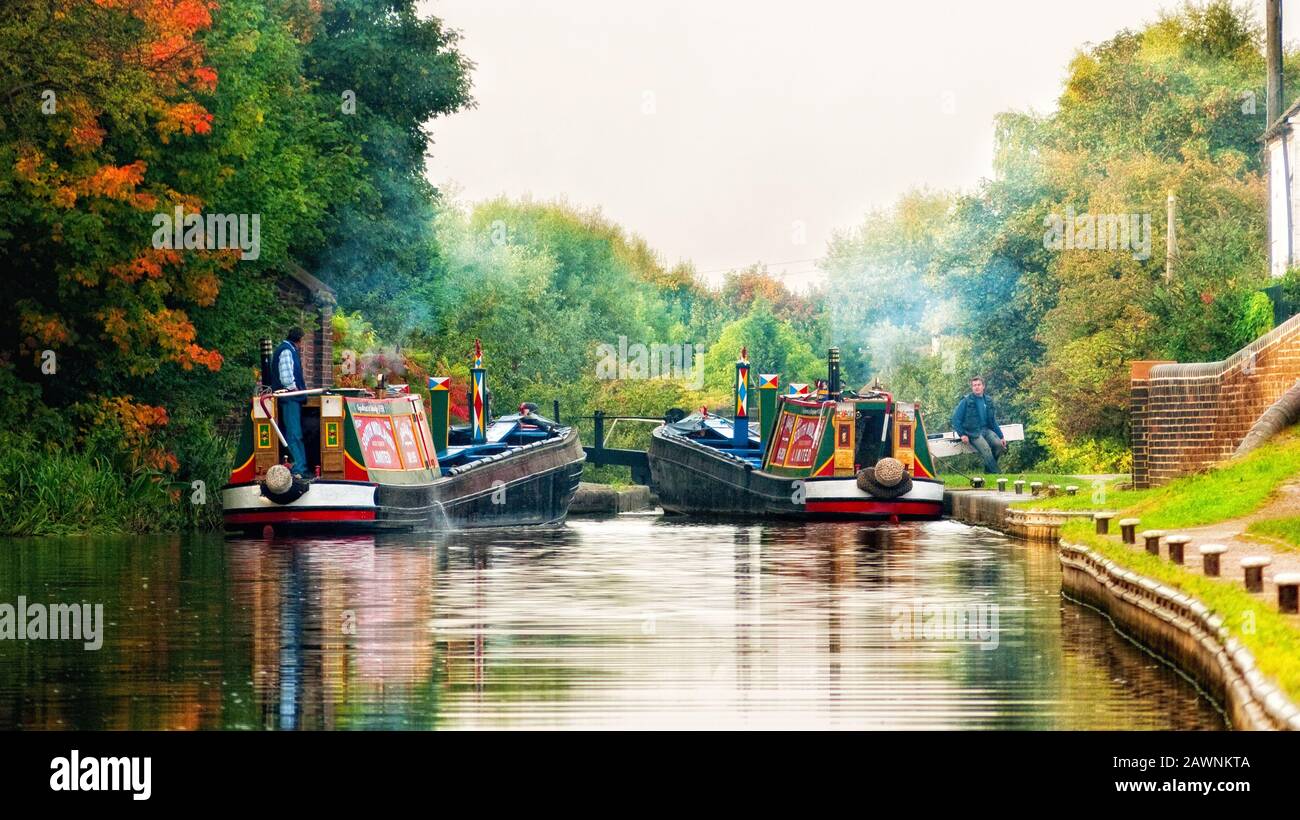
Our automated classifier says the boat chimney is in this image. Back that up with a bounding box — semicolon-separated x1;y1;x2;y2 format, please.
259;338;273;387
470;339;487;444
827;347;841;397
733;347;750;449
428;377;451;454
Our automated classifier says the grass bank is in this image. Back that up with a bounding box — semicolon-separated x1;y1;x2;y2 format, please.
1009;430;1300;518
1064;519;1300;702
1010;480;1148;512
0;451;187;536
1052;429;1300;702
0;429;230;537
1245;517;1300;554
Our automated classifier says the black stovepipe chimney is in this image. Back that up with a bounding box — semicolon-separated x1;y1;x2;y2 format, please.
259;338;273;387
827;347;841;397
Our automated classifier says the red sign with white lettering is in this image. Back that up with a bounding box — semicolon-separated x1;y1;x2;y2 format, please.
786;416;821;467
772;412;797;465
392;415;425;468
353;415;400;469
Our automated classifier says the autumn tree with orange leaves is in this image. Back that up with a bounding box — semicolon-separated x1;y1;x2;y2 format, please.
0;0;476;534
0;0;228;467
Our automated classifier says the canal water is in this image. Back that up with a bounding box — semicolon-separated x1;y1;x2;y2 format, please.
0;517;1224;729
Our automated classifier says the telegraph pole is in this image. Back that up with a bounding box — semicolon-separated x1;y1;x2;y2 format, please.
1268;0;1284;125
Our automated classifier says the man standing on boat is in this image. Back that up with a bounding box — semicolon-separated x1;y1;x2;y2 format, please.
951;376;1005;474
273;327;310;479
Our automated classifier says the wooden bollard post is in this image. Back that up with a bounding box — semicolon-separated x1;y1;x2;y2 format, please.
1065;485;1078;496
1118;518;1139;544
1276;573;1300;614
1165;534;1190;565
996;478;1007;492
1119;518;1140;544
1242;556;1272;593
1014;480;1025;495
1198;544;1226;577
970;476;984;489
1030;481;1043;496
1094;512;1115;535
1140;530;1165;556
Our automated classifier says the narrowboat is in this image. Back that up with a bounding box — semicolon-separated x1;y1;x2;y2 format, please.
222;341;585;534
648;348;944;520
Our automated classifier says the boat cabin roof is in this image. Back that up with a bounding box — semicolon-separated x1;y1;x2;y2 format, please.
442;413;568;471
662;412;763;467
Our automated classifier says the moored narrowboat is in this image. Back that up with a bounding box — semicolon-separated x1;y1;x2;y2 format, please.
649;347;944;520
222;340;584;535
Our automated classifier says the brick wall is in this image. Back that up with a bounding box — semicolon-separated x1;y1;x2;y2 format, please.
273;278;333;389
1131;311;1300;487
315;304;333;389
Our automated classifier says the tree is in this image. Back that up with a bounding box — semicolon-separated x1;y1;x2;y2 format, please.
823;190;952;385
0;0;225;446
703;301;821;399
297;0;473;332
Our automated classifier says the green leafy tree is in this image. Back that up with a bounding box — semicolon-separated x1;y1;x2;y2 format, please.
703;301;821;400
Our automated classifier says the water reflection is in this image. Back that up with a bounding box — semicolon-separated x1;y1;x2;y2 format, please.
0;518;1224;729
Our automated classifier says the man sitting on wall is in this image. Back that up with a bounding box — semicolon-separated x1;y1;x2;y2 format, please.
273;327;310;479
951;376;1006;474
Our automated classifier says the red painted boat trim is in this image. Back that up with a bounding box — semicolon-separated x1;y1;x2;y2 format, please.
228;454;256;484
225;509;377;524
804;500;941;516
344;453;370;482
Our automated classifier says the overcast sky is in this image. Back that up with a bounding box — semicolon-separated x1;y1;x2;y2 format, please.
421;1;1299;287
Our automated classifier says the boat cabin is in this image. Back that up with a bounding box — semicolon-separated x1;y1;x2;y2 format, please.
664;391;936;481
761;392;936;479
228;390;442;485
229;339;572;486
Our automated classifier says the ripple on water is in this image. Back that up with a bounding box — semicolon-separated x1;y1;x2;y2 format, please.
0;517;1224;730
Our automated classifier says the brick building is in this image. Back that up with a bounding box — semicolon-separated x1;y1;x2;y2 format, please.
216;265;336;438
1264;97;1300;277
276;263;336;389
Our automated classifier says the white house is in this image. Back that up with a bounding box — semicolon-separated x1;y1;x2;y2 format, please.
1265;97;1300;277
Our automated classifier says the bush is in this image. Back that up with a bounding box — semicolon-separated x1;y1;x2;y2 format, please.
1234;290;1275;346
1280;267;1300;315
1030;403;1131;474
0;431;187;536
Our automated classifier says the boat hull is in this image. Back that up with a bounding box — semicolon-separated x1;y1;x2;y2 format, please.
222;480;386;532
435;428;586;529
223;429;585;534
648;427;943;520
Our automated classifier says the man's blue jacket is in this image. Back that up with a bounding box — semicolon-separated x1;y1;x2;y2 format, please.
951;393;1003;439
